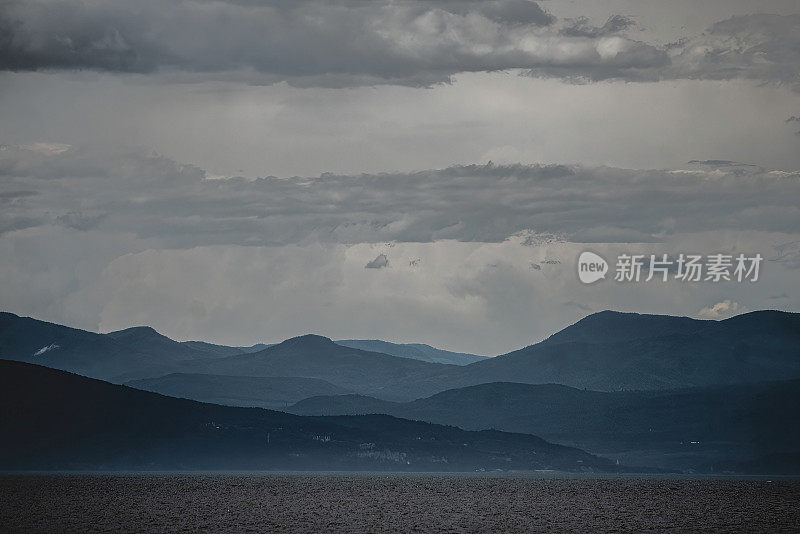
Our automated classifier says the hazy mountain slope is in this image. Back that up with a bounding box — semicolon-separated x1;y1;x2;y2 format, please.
334;339;488;365
474;310;800;390
5;309;799;402
0;313;459;394
179;341;271;357
0;313;218;381
0;313;272;382
371;310;800;398
542;311;704;344
289;380;800;472
177;341;247;357
0;360;615;472
181;334;455;401
127;373;353;409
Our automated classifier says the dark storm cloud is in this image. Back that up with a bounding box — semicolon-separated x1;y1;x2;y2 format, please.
432;0;553;26
0;0;755;87
56;211;106;231
533;14;800;85
665;14;800;88
0;213;42;234
2;144;799;245
2;1;798;87
560;15;635;38
0;0;561;86
786;116;800;135
0;189;37;200
365;254;389;269
687;160;761;169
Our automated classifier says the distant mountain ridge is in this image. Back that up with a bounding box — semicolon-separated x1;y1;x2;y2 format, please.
2;309;799;401
0;360;616;472
369;310;800;398
0;312;212;381
287;379;800;473
0;313;471;386
176;334;454;401
178;341;269;357
333;339;487;365
127;373;353;409
3;309;800;474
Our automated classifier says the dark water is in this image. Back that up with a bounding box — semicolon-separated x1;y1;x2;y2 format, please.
1;473;799;533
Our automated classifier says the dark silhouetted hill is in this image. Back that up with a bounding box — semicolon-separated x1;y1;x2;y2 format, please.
127;373;352;409
0;360;615;472
375;310;800;398
289;379;800;473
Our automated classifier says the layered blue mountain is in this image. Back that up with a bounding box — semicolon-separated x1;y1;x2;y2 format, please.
0;312;211;381
379;310;800;398
127;373;352;409
174;335;454;401
287;380;800;473
0;360;614;472
333;339;487;365
3;309;799;473
2;309;799;402
0;313;456;397
179;341;269;357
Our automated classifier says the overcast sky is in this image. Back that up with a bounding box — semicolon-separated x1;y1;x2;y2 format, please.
1;0;799;354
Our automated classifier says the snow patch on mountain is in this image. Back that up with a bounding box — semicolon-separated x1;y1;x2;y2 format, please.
32;344;59;357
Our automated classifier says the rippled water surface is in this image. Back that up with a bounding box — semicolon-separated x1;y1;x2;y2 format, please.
2;473;799;533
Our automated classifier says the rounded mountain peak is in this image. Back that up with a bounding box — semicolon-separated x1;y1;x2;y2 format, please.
278;334;336;348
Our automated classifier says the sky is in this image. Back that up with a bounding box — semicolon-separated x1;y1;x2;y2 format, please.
1;0;799;354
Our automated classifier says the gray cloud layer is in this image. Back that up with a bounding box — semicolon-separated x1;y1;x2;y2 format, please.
560;15;636;38
2;143;799;352
2;0;797;87
2;144;799;247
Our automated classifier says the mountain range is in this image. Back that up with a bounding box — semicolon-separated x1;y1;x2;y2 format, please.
4;310;799;399
0;312;480;387
1;309;799;473
0;359;615;472
287;380;800;472
381;310;800;398
127;373;352;409
166;334;455;401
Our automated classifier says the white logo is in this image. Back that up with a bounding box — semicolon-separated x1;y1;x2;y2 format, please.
578;251;608;284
